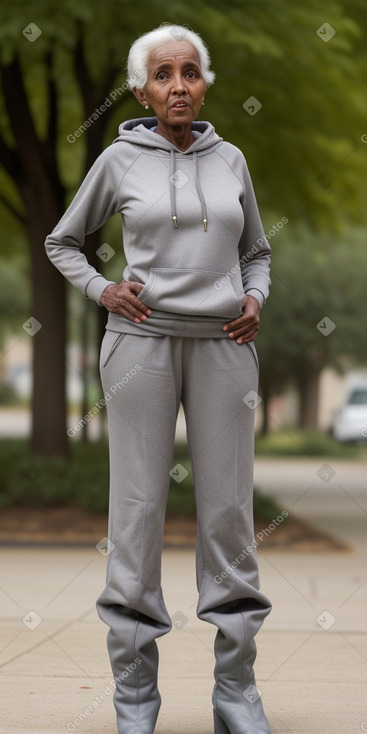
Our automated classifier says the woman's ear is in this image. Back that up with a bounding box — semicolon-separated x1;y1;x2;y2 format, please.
132;86;147;107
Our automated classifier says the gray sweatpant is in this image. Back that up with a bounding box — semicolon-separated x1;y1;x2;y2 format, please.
96;331;272;730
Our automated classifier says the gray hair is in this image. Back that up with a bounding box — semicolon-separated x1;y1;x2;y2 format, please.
127;24;215;90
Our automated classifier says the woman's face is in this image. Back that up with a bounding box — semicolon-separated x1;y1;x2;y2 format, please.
136;39;206;126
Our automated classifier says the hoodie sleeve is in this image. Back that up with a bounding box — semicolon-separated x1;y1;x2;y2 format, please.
44;147;122;305
237;156;271;309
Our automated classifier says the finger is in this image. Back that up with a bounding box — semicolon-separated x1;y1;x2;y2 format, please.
236;330;258;344
107;295;150;321
223;313;258;331
227;320;259;336
125;297;152;317
114;291;151;318
229;323;259;336
120;302;151;321
122;288;152;316
110;305;148;322
228;325;259;340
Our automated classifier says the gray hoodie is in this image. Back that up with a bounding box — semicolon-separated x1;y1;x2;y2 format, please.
45;117;271;338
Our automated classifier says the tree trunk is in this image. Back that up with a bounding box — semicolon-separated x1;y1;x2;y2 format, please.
80;298;89;442
297;366;321;430
26;203;69;457
259;379;270;435
0;50;124;455
0;56;69;457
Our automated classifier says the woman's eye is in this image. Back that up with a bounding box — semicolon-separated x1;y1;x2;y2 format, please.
156;70;198;80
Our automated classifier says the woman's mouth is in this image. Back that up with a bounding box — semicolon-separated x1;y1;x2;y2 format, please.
171;102;189;110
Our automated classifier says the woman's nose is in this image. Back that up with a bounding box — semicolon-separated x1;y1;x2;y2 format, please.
171;76;187;95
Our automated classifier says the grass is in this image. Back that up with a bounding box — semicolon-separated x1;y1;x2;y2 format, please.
254;429;367;459
0;438;282;521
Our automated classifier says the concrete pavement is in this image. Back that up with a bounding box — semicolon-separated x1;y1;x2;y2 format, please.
1;534;366;733
1;455;367;733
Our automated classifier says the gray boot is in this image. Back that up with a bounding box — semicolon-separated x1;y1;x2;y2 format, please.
209;601;272;734
212;670;272;734
213;700;271;734
97;603;171;734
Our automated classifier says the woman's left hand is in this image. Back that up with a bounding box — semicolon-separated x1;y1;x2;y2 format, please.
222;294;260;344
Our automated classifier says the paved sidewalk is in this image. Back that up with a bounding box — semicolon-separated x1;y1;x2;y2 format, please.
254;457;367;549
1;540;366;734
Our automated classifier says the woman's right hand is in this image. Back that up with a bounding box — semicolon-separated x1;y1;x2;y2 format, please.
99;280;152;322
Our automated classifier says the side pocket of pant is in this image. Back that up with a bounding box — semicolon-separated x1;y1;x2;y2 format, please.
245;341;259;375
102;332;127;368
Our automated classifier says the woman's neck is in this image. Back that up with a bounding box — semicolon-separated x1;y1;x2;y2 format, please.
154;122;195;151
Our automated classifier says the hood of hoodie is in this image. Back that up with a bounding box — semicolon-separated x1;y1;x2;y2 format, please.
113;116;223;153
113;117;223;231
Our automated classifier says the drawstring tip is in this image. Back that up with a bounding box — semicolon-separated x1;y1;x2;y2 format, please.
172;215;178;229
203;218;208;231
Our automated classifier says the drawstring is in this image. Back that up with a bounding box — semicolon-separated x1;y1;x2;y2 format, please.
169;148;208;231
170;149;178;229
194;151;208;232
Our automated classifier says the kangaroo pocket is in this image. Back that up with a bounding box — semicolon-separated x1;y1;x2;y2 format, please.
137;268;242;319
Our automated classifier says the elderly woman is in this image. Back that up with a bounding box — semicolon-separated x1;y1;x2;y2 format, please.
45;24;272;734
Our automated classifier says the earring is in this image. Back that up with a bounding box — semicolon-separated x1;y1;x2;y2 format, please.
144;104;149;109
202;99;205;106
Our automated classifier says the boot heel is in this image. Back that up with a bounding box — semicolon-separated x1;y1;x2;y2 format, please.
213;709;231;734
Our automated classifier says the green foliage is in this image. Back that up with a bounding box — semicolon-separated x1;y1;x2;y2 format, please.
0;0;366;228
255;429;367;458
256;224;367;395
207;1;367;229
166;440;194;513
0;438;284;520
0;439;110;511
0;382;22;405
253;487;287;523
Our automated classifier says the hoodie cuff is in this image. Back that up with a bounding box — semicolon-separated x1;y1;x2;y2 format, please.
245;288;265;309
85;276;117;306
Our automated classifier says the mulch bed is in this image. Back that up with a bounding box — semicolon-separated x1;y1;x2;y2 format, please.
0;506;350;552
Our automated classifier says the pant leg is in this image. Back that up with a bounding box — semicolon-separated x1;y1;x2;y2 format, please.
181;337;272;699
96;331;182;733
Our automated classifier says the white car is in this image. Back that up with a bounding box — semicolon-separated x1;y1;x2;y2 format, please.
332;386;367;442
